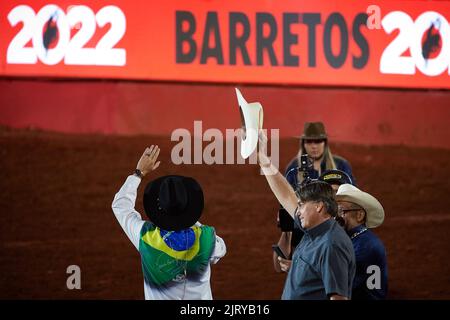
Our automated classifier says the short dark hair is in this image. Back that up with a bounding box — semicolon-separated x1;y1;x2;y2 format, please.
297;181;338;217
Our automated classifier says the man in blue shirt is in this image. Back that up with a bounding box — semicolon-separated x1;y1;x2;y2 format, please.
336;184;388;300
258;132;355;300
274;122;356;271
273;169;354;273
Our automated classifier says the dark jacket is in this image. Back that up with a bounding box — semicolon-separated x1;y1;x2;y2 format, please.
348;225;388;300
285;155;355;191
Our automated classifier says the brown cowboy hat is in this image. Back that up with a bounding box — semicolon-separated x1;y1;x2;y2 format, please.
299;122;328;140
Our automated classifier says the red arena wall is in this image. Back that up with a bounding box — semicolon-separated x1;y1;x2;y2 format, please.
1;79;449;149
1;0;449;148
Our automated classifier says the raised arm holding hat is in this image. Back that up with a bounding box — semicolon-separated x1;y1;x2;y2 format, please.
273;121;356;277
258;131;355;300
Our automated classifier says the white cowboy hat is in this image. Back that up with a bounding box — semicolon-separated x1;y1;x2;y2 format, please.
335;184;385;228
235;88;264;159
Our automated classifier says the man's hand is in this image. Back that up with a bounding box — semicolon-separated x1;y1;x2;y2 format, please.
330;294;349;300
277;257;292;273
258;130;271;167
136;145;161;177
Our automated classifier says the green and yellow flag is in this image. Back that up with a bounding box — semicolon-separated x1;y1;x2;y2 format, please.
138;222;216;286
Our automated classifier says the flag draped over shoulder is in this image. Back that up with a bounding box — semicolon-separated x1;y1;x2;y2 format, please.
138;222;216;286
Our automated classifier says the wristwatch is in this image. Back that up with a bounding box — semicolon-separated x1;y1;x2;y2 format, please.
134;169;144;179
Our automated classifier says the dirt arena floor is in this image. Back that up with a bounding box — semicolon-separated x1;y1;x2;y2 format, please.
1;125;449;299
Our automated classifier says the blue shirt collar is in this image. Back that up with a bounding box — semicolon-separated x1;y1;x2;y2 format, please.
304;218;334;239
347;224;367;238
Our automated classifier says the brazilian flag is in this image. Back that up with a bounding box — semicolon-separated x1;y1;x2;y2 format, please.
138;222;216;286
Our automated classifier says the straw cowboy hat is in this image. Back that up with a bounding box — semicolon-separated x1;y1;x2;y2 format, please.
235;88;264;159
335;184;385;228
143;175;204;231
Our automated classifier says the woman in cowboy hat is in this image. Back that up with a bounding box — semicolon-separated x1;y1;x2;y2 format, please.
335;184;388;300
112;145;226;300
285;122;355;189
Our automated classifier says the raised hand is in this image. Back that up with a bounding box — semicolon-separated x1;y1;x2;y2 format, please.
258;130;271;167
136;145;161;177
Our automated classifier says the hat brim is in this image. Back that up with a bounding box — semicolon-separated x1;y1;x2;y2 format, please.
323;178;346;185
235;88;264;159
143;175;204;231
319;170;353;186
298;135;328;140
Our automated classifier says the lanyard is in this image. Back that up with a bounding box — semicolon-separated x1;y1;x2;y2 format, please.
350;227;368;239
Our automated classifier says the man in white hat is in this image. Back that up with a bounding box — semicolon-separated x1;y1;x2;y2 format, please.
335;184;388;300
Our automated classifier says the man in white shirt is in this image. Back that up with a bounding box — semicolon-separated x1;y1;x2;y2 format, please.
112;145;226;300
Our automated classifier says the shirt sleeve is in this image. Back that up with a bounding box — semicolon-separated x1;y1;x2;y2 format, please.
111;175;146;251
210;234;226;264
321;242;353;299
284;158;299;189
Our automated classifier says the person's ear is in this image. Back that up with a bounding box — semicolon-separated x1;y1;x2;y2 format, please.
357;210;366;223
315;201;324;213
